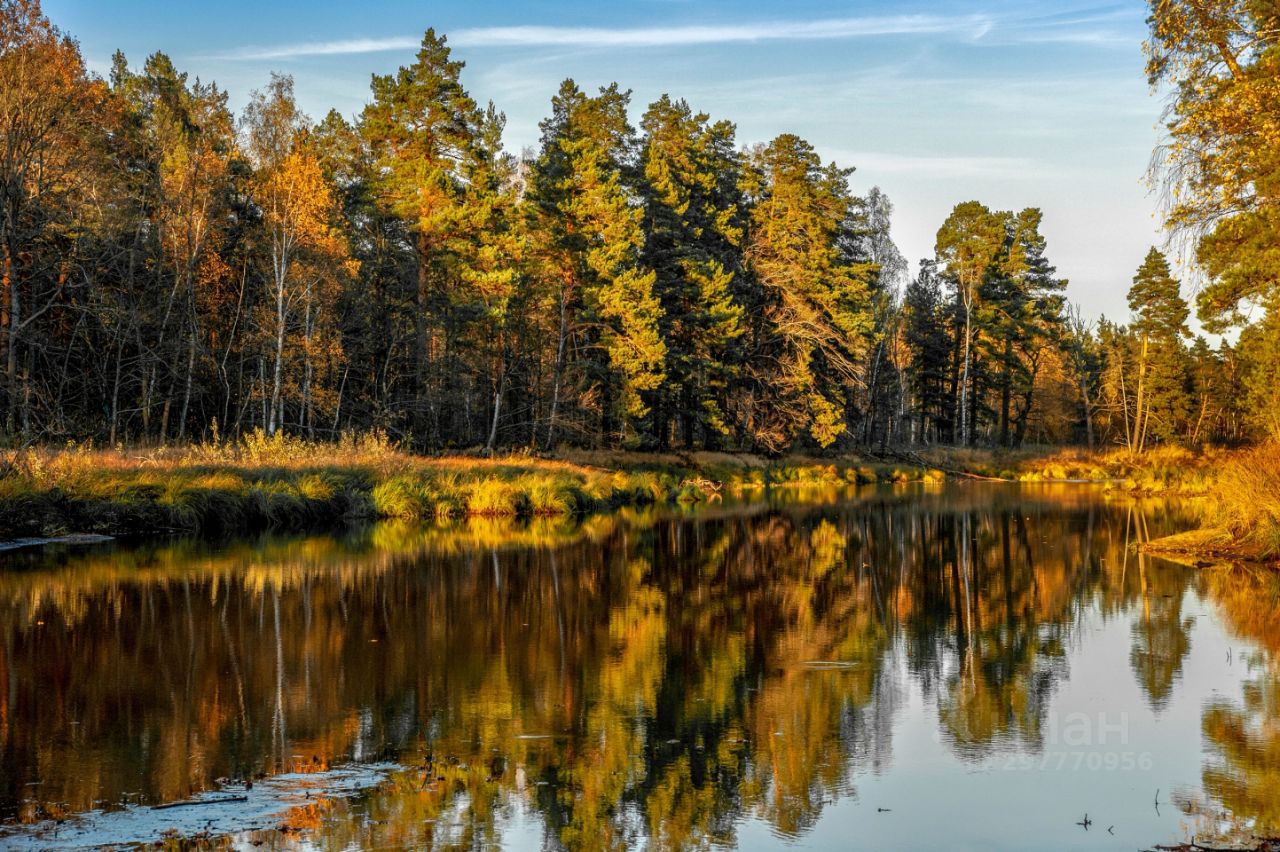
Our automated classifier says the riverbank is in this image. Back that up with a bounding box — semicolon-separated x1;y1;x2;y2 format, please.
1137;443;1280;564
0;433;658;539
1013;443;1280;563
0;433;954;540
2;435;1275;561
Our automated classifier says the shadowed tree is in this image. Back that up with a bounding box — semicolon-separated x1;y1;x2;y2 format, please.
638;95;744;449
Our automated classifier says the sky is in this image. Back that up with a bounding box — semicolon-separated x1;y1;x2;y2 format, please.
45;0;1169;322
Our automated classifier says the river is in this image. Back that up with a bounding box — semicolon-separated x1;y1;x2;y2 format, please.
1;483;1276;850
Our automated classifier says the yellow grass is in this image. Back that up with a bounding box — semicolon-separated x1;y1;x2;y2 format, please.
0;431;680;538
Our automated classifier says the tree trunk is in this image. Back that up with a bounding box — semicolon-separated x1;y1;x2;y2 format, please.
302;283;314;438
4;239;19;432
864;341;882;445
178;321;196;441
1080;376;1094;449
332;363;349;435
546;285;568;450
1134;332;1149;453
959;293;972;446
414;231;432;440
268;259;286;436
485;357;506;456
999;337;1013;447
109;323;126;446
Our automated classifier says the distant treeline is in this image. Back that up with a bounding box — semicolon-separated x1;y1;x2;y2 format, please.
1;0;1276;452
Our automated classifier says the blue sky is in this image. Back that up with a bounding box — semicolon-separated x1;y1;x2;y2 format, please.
46;0;1166;321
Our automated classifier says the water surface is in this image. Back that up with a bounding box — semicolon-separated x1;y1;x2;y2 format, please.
2;484;1277;850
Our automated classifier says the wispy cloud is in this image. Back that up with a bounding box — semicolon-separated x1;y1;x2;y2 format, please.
985;2;1143;48
216;37;421;61
214;14;992;60
451;16;993;48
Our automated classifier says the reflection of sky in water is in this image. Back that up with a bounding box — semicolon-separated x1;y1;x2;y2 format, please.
750;593;1246;851
0;485;1274;850
420;595;1252;852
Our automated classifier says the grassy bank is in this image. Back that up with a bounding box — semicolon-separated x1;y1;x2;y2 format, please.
0;433;681;539
1008;443;1278;563
958;443;1280;562
0;433;955;540
5;435;1275;562
1136;443;1280;563
0;432;952;537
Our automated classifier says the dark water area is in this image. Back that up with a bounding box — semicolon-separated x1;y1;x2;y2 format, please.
1;484;1278;850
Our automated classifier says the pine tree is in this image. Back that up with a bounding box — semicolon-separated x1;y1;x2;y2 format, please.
903;260;953;444
310;109;415;437
980;208;1066;447
638;95;744;448
111;51;236;441
527;80;664;447
935;201;1005;446
1237;295;1280;440
1127;248;1191;451
740;134;875;450
361;29;488;444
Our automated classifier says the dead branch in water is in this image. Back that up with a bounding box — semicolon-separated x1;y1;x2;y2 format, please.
151;795;249;810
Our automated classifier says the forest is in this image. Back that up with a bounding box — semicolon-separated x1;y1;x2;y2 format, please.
1;0;1278;456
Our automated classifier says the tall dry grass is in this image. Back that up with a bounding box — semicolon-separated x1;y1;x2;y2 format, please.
0;431;680;538
1204;442;1280;559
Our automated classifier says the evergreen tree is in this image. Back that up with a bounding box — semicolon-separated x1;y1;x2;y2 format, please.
739;135;875;450
360;29;489;444
112;51;237;442
902;260;953;444
1237;296;1280;440
935;201;1005;446
527;80;664;447
980;208;1066;447
638;95;744;448
310;108;416;438
1127;248;1191;450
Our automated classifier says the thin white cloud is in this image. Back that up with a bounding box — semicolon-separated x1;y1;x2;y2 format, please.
216;37;421;61
214;14;992;60
1002;29;1133;47
451;16;993;48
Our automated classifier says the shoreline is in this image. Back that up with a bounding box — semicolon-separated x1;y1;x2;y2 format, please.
3;437;1276;564
0;437;958;542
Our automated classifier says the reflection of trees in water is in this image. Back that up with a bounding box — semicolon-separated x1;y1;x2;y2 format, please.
0;488;1204;846
1174;567;1280;845
1124;506;1195;712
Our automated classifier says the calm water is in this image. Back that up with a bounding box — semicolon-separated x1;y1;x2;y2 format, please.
1;484;1278;850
